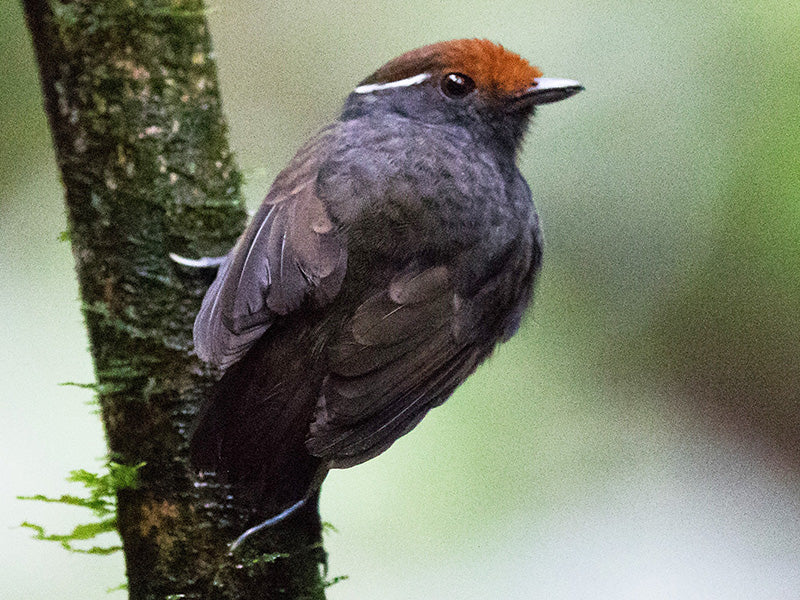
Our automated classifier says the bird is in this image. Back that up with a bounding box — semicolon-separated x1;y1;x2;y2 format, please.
187;38;582;535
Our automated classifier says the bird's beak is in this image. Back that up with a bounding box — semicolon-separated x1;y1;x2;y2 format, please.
522;78;584;105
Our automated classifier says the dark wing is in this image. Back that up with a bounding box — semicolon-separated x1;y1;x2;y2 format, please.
306;242;536;467
193;133;347;369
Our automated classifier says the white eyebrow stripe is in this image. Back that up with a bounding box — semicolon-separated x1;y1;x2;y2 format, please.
353;73;431;94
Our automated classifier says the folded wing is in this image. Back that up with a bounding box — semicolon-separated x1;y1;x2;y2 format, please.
193;133;347;370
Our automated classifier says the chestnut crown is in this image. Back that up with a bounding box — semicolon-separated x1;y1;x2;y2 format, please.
359;39;544;98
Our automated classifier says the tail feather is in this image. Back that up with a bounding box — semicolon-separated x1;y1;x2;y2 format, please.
190;332;327;518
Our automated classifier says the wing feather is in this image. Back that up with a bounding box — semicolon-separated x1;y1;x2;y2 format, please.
307;231;538;467
306;264;485;464
193;132;346;369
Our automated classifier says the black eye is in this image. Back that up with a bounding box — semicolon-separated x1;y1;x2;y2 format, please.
441;72;476;98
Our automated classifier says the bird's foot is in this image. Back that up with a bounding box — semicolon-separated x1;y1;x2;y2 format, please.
169;253;227;269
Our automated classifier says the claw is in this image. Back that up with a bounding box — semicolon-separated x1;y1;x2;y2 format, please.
169;253;227;268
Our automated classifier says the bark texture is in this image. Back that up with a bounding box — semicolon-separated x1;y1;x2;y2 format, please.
22;1;327;598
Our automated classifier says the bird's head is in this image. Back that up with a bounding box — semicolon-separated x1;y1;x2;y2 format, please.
343;39;583;156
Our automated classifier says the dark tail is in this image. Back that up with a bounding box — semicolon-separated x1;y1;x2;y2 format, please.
190;335;328;518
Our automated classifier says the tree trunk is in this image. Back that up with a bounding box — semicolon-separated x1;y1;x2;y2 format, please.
21;1;327;598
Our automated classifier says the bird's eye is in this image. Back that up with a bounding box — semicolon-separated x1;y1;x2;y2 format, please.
441;72;476;98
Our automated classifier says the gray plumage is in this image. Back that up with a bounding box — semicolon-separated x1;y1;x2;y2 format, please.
190;39;580;518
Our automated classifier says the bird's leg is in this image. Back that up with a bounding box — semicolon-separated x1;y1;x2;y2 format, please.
228;466;328;552
228;497;309;552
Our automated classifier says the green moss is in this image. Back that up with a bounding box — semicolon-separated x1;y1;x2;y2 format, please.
244;552;291;566
60;380;129;395
21;520;121;555
18;461;145;554
321;575;349;590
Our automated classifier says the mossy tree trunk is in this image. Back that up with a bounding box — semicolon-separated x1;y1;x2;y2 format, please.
22;2;327;598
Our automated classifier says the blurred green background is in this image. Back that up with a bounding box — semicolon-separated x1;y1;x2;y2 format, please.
2;0;799;598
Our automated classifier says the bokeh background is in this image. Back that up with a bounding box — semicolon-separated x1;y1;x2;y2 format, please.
2;1;799;598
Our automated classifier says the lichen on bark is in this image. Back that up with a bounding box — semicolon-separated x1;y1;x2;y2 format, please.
22;1;327;598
